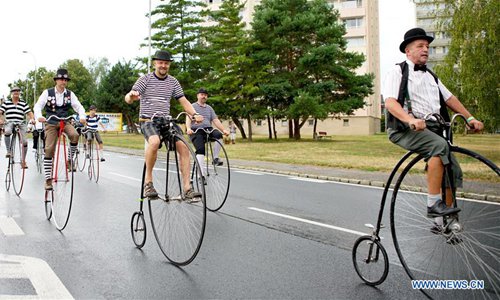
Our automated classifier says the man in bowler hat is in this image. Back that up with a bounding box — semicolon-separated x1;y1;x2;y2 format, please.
382;28;483;223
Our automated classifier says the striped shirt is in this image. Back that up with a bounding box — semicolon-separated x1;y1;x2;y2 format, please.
86;115;100;130
191;102;217;130
132;73;184;118
0;100;31;123
382;60;453;120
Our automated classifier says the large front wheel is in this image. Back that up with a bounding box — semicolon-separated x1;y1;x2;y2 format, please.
10;131;25;196
147;135;206;266
204;139;230;211
51;133;74;231
390;148;500;299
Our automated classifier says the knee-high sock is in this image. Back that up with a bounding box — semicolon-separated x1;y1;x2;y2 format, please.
196;154;206;176
4;135;11;152
44;158;53;180
67;144;77;161
213;139;222;158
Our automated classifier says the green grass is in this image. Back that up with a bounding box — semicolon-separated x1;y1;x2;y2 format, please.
102;132;500;173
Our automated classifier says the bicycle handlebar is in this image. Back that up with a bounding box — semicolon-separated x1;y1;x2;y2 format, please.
46;115;74;122
81;127;98;134
139;111;193;123
192;127;222;135
410;113;472;131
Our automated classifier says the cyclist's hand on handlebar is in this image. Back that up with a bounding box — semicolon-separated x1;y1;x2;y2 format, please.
79;118;87;125
468;119;483;132
186;128;194;135
223;129;230;136
408;119;426;131
0;119;4;125
193;114;204;124
38;117;46;123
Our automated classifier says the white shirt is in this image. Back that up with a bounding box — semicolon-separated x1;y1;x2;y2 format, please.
34;87;86;120
382;60;453;120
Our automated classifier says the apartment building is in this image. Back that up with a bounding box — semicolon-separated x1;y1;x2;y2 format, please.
414;0;450;68
205;0;381;136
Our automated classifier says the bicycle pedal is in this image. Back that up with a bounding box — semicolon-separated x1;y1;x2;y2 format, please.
364;223;375;229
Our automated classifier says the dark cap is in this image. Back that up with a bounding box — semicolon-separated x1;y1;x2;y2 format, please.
89;105;97;110
10;86;21;92
197;88;208;95
152;50;174;62
53;68;71;81
399;28;434;53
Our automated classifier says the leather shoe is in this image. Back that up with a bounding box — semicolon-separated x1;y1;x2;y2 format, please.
45;179;53;191
427;200;461;217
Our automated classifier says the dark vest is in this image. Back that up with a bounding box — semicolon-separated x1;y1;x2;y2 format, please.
386;61;450;131
45;88;72;125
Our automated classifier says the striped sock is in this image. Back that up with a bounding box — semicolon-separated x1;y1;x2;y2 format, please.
68;144;78;161
44;158;53;180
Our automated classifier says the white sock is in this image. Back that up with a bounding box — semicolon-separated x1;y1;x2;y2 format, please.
213;139;222;158
99;149;104;158
427;193;441;207
196;154;206;176
434;217;444;226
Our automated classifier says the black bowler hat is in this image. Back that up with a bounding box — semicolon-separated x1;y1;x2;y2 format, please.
53;68;71;81
10;86;21;92
197;88;208;95
399;28;434;53
152;50;174;61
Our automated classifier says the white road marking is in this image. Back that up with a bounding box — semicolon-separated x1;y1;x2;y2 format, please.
0;254;74;299
0;217;24;236
235;170;264;176
288;177;328;183
248;207;366;236
108;172;141;182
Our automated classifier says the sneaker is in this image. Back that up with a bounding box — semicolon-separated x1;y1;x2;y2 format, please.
45;179;53;191
100;158;105;162
427;200;461;218
144;182;158;198
5;152;12;158
21;161;28;169
212;158;223;166
184;189;202;202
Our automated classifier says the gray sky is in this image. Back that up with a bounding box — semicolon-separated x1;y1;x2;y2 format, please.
0;0;414;98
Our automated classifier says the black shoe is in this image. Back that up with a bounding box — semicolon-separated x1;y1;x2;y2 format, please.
100;158;105;162
144;182;158;198
427;200;461;218
212;158;223;166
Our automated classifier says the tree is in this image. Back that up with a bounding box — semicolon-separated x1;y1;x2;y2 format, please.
94;61;140;133
432;0;499;132
60;59;95;109
199;0;268;140
148;0;206;94
252;0;374;139
88;57;110;87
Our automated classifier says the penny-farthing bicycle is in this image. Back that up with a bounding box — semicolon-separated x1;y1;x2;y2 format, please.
4;122;26;196
44;115;76;231
130;112;206;266
352;114;499;299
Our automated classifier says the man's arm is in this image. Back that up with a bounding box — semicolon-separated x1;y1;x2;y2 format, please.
385;97;426;131
186;115;193;135
212;118;229;135
178;96;203;123
445;96;483;131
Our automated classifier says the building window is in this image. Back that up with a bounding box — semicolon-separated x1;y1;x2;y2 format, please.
344;17;364;29
417;18;434;27
346;36;365;47
308;119;314;126
341;0;362;9
256;120;263;126
343;119;349;127
429;47;436;54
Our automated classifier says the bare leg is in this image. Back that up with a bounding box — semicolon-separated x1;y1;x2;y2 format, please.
427;156;444;195
145;135;160;184
176;140;191;192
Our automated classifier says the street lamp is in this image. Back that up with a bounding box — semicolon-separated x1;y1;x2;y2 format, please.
22;50;37;105
148;0;152;72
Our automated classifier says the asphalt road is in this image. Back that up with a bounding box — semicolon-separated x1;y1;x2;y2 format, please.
0;145;428;299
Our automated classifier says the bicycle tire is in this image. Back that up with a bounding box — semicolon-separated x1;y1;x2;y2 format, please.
5;167;11;191
10;131;25;196
204;139;230;211
87;140;94;180
36;135;44;174
77;133;87;172
352;235;389;286
51;133;74;231
93;137;99;183
130;211;146;248
45;191;53;220
391;147;499;299
147;134;206;266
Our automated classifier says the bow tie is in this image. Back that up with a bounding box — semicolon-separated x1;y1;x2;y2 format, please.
414;64;427;72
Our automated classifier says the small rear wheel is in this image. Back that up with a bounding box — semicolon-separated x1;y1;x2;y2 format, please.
131;211;146;248
45;191;53;220
352;235;389;286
